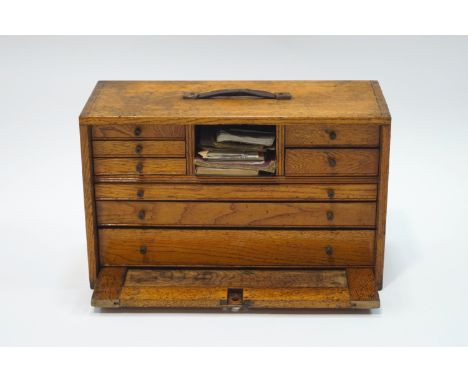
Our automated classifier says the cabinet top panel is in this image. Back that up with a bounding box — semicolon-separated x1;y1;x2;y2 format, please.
80;80;390;125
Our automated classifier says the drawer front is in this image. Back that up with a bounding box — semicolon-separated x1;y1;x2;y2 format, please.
96;201;376;227
285;125;379;147
95;183;378;201
93;140;186;158
92;125;185;139
94;158;187;175
99;229;375;266
285;149;379;176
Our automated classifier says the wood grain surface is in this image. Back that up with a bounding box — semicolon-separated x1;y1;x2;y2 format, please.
119;286;227;308
285;149;379;176
94;183;378;201
92;140;186;157
91;267;379;309
94;158;187;175
79;124;99;288
96;201;376;227
242;288;351;309
99;229;375;266
347;268;380;308
124;269;348;288
91;267;127;308
79;81;391;125
375;124;391;289
285;124;379;147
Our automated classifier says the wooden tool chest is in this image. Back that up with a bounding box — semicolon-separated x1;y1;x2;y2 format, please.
80;81;391;310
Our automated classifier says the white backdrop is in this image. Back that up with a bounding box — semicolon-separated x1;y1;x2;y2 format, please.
1;36;467;345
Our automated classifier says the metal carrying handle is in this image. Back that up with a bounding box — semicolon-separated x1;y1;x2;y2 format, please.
183;88;292;100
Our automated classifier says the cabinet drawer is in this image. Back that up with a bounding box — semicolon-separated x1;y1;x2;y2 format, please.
93;140;186;158
95;183;378;201
96;201;376;227
99;229;375;266
92;125;185;139
94;158;186;175
285;149;379;176
285;125;379;147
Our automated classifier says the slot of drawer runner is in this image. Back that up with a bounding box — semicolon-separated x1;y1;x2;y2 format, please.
99;229;375;267
94;184;377;201
96;201;376;227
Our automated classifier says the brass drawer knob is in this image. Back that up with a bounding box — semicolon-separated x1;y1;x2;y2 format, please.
136;162;144;173
137;189;145;198
134;127;142;136
329;131;337;140
328;157;336;167
138;210;146;220
139;245;147;255
327;189;335;198
325;245;333;256
326;211;334;221
135;144;143;154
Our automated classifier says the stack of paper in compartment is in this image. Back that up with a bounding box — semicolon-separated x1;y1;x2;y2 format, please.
195;127;276;176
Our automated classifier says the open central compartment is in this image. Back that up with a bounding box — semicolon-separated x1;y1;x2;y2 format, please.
194;125;277;176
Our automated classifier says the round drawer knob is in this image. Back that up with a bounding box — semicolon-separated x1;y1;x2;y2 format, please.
139;245;147;255
136;163;144;173
326;211;334;221
327;189;335;198
325;245;333;256
134;127;142;136
328;157;336;167
329;131;337;140
137;189;145;198
135;144;143;154
138;210;146;220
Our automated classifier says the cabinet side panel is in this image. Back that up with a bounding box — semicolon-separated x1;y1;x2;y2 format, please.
375;124;391;289
80;124;99;288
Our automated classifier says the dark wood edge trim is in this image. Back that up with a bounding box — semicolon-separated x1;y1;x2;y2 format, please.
375;124;391;290
92;138;186;144
80;124;100;288
79;81;104;120
370;81;391;121
108;265;375;270
186;125;194;175
98;225;376;229
284;144;380;148
93;176;380;184
79;117;393;125
276;125;285;176
100;264;377;269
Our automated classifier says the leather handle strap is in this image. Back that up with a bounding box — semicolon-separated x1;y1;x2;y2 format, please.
183;88;292;100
